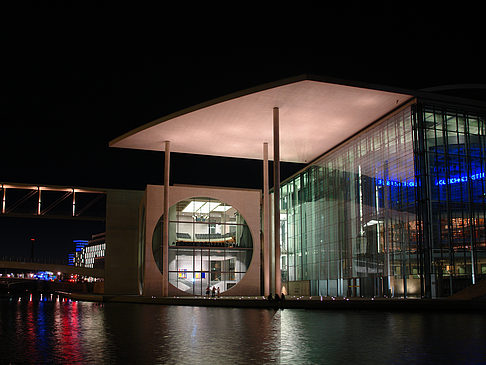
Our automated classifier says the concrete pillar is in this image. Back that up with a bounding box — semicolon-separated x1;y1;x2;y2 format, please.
273;107;281;295
1;184;5;214
37;186;41;215
263;142;270;296
163;141;170;296
72;189;76;217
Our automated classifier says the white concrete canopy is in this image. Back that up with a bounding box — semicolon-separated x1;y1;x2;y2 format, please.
110;75;413;163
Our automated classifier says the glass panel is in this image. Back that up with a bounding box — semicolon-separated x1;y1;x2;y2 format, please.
177;248;194;272
279;107;417;298
162;197;254;295
168;248;177;271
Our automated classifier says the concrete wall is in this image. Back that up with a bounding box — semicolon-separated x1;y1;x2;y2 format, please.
144;184;261;297
105;189;144;295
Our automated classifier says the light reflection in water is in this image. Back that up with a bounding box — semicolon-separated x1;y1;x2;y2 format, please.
1;298;486;364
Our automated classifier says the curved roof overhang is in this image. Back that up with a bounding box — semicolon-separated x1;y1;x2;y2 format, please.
110;75;414;163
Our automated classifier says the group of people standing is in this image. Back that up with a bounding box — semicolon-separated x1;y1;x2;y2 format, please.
267;293;285;301
205;286;220;297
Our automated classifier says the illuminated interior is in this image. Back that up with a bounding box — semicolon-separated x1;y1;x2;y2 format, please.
279;104;486;298
152;197;253;295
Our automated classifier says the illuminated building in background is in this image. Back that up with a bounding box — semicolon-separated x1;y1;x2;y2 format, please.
68;240;88;266
109;75;486;299
74;233;105;269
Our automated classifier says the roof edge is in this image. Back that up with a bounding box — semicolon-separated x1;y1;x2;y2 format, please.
109;73;415;148
109;74;309;148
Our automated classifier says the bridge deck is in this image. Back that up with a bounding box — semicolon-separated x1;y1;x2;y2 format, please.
0;260;104;278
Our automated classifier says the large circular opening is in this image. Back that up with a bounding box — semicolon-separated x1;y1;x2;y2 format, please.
152;197;253;295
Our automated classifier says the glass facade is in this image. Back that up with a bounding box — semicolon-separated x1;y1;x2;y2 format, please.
279;102;486;298
152;197;253;295
414;104;486;297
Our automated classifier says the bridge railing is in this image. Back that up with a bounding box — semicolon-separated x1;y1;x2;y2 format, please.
0;256;70;266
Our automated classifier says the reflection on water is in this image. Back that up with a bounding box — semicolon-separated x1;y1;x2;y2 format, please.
1;297;486;364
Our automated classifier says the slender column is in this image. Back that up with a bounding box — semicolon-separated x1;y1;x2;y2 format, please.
72;189;76;217
263;142;270;296
273;107;281;295
1;185;4;214
37;186;41;215
163;141;171;297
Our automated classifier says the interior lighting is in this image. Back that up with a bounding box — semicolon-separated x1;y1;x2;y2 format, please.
212;205;231;212
198;201;221;213
183;200;232;213
182;201;206;213
365;220;380;227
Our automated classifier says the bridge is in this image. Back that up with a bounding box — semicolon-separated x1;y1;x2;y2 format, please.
0;182;106;221
0;182;106;278
0;259;104;278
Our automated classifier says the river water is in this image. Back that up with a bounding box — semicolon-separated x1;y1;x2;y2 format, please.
1;296;486;364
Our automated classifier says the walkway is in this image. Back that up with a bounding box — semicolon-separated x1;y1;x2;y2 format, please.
64;293;486;312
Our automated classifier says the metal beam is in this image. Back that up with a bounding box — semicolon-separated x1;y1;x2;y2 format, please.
40;191;73;215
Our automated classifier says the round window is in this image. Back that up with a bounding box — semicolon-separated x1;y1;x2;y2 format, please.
152;197;253;295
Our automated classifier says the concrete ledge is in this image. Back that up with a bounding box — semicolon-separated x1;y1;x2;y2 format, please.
64;293;486;312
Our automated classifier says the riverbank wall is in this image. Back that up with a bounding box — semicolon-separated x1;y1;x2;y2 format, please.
63;292;486;312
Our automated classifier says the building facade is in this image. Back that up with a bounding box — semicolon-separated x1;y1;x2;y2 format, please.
141;184;261;297
108;75;486;299
278;100;486;298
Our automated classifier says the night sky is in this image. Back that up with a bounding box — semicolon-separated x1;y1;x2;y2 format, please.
0;8;485;261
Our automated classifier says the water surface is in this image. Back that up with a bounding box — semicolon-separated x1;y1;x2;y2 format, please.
1;297;485;364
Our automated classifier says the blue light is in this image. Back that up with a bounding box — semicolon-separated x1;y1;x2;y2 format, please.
34;271;56;281
376;178;416;187
376;171;484;188
435;172;485;186
73;240;88;252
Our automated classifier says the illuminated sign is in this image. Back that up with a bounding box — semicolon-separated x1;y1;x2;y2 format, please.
376;179;416;187
435;172;485;186
376;171;485;188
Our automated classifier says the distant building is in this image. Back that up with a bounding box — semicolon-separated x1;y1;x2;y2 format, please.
73;233;105;269
68;239;88;266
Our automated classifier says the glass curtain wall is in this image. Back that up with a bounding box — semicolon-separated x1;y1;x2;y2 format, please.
280;106;418;298
414;104;486;297
152;197;253;295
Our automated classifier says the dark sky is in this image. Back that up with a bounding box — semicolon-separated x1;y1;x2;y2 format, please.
0;7;485;260
2;48;484;191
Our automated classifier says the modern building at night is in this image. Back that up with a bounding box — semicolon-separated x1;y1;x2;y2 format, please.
73;233;106;269
108;75;486;299
68;239;88;266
